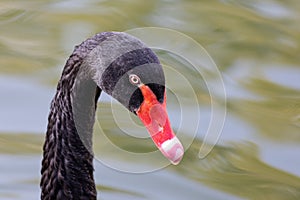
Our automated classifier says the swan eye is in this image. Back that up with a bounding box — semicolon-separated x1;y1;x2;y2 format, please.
129;74;141;86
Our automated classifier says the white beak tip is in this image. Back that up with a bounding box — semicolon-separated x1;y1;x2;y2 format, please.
160;137;184;165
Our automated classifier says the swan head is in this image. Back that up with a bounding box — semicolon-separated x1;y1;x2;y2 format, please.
87;32;184;165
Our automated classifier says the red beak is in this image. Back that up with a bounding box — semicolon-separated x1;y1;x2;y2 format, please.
136;85;184;165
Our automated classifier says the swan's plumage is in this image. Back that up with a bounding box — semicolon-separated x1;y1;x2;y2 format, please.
40;32;165;199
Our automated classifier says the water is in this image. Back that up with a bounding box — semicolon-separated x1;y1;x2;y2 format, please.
1;0;300;199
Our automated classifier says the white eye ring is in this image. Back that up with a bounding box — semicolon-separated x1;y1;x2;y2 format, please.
129;74;141;86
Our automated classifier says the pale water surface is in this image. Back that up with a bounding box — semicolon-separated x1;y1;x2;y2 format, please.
0;0;300;199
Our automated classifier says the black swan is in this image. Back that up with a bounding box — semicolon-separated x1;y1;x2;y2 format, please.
40;32;184;199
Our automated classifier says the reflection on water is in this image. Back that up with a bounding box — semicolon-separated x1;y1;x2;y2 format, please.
0;0;299;199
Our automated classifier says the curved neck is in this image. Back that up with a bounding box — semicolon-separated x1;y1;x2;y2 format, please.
40;31;158;199
40;34;104;200
41;69;101;200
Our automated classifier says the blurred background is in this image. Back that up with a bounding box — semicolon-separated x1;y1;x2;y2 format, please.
0;0;299;199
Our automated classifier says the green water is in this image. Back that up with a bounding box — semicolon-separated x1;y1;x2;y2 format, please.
1;0;300;199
